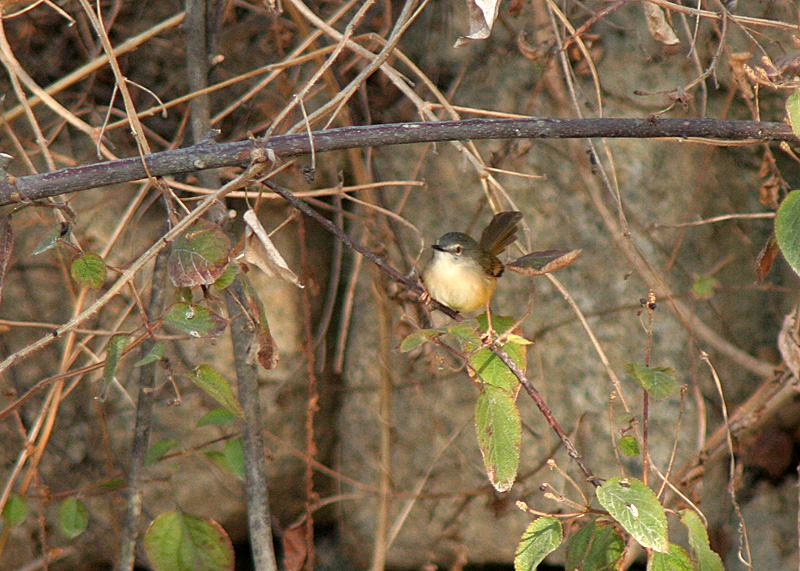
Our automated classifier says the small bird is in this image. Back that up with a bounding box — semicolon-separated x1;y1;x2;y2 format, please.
423;211;523;313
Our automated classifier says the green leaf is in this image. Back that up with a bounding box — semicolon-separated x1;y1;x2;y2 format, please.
59;497;89;539
565;519;625;571
71;252;107;289
2;492;28;527
476;386;521;492
619;435;640;457
447;321;482;345
144;511;235;571
31;222;70;256
188;365;243;418
99;478;126;490
98;334;129;400
134;341;165;367
213;263;239;290
596;477;668;553
680;509;725;571
514;516;562;571
164;302;227;338
691;275;719;300
168;219;232;287
625;363;681;400
203;450;228;472
467;315;527;393
648;543;693;571
145;439;180;466
787;89;800;137
399;330;435;353
197;408;235;427
223;438;245;480
776;189;800;278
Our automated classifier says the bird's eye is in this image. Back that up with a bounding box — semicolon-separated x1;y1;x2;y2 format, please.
454;245;462;255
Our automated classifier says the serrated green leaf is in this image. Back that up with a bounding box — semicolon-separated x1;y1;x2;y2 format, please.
514;517;562;571
71;252;107;289
197;408;235;427
776;189;800;278
134;341;165;367
447;321;481;344
31;222;70;256
680;509;725;571
168;220;232;287
213;263;239;290
476;386;521;492
98;334;129;401
144;511;234;571
625;363;681;400
692;275;720;300
787;90;800;137
466;315;527;392
619;435;640;457
223;438;245;480
399;330;434;353
145;439;179;466
59;497;89;539
188;365;243;418
565;519;625;571
648;543;693;571
164;302;227;338
2;492;28;527
596;477;668;553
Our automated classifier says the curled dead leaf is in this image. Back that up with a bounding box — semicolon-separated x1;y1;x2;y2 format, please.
643;2;679;47
506;249;582;276
238;209;304;288
454;0;501;47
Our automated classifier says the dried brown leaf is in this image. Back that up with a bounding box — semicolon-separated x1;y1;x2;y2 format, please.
506;249;582;276
454;0;501;47
643;2;679;46
238;209;303;288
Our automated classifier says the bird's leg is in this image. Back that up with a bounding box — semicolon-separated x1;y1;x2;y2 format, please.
481;302;496;344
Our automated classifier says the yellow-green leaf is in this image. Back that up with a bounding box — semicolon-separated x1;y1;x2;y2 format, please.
71;252;107;289
515;517;562;571
476;386;521;492
625;363;681;400
565;519;625;571
188;365;243;418
144;511;234;571
596;477;668;553
59;497;89;539
164;302;227;338
680;509;724;571
775;189;800;278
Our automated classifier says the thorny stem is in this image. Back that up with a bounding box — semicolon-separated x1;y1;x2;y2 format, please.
487;341;603;488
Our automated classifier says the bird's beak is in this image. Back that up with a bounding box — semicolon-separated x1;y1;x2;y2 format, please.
432;244;445;252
